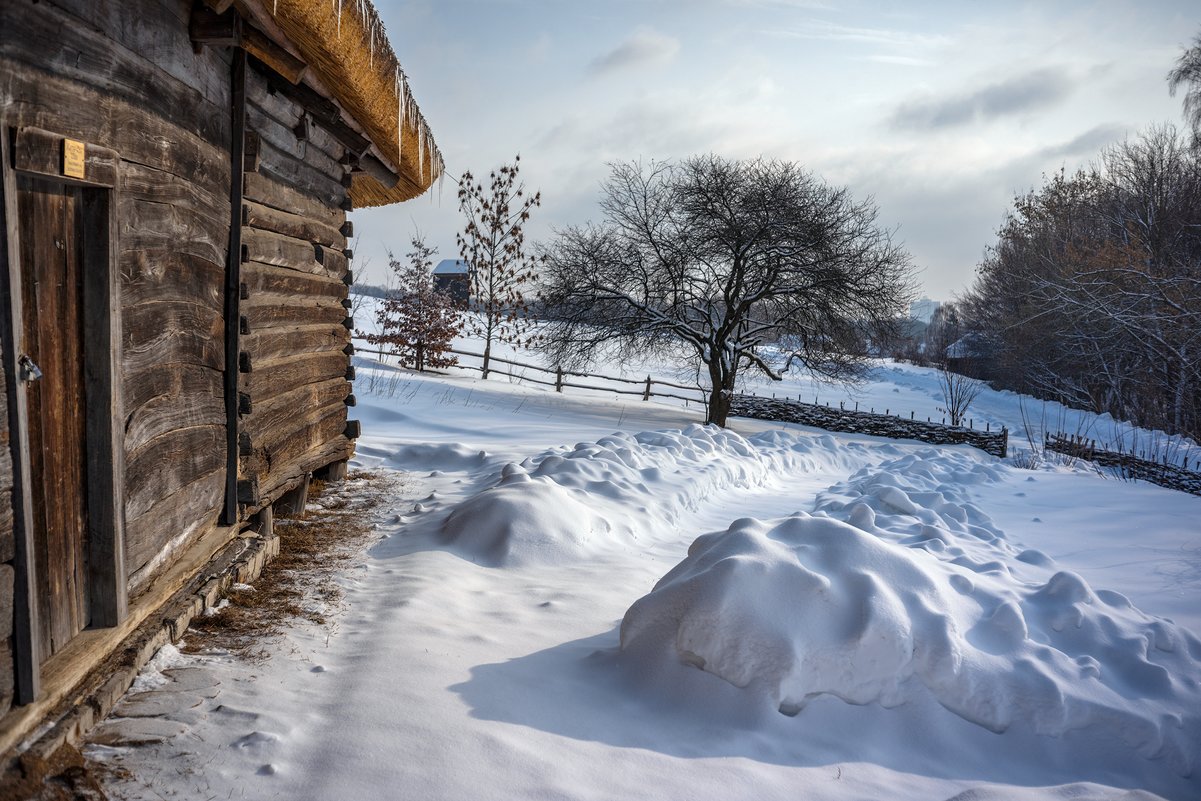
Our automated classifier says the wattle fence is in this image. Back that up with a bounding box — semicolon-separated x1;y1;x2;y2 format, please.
730;394;1008;458
1044;433;1201;496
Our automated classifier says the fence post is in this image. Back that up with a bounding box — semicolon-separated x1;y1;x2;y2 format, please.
555;367;563;393
643;375;652;401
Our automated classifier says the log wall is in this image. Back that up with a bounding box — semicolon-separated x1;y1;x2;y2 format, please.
1;0;232;596
236;62;355;512
0;0;360;713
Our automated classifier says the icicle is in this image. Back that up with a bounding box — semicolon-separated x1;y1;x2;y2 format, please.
337;0;344;37
397;71;408;165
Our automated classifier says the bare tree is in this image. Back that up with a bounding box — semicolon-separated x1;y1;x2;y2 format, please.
1168;30;1201;141
962;126;1201;442
937;366;984;427
540;156;914;426
363;237;462;372
456;155;541;378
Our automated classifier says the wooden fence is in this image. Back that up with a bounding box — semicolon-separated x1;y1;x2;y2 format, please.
350;339;1016;457
730;394;1008;457
351;341;710;407
1044;433;1201;496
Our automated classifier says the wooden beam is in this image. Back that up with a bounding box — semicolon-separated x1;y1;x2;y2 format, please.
189;4;241;48
12;128;118;188
1;127;42;703
356;153;399;189
243;26;307;85
223;50;248;526
81;183;127;628
259;66;372;156
242;199;346;249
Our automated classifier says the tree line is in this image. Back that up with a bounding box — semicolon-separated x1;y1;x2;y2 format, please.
932;38;1201;443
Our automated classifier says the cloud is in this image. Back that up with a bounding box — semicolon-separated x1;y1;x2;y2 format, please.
1035;123;1126;160
890;67;1077;130
588;27;681;75
766;20;948;51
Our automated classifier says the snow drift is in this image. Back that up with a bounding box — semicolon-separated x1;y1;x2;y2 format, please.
441;425;863;566
619;448;1201;781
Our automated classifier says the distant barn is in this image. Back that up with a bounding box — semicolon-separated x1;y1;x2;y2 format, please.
0;0;442;759
433;258;471;303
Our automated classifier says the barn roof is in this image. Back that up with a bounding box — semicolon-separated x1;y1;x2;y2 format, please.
433;259;470;275
244;0;444;207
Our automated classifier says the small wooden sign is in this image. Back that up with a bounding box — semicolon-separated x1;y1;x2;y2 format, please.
63;138;86;179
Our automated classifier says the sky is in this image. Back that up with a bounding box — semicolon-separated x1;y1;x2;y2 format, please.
353;0;1199;302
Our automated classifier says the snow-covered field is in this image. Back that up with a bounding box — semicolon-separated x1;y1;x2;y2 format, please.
89;335;1201;801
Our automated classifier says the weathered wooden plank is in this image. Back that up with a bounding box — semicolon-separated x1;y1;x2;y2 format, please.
125;425;225;522
123;363;223;423
256;64;372;157
50;0;232;108
246;103;347;186
0;640;12;718
245;66;344;160
243;171;343;226
241;408;348;489
240;399;347;477
1;3;230;158
120;160;228;230
2;69;228;207
123;368;225;455
121;250;224;311
241;260;347;299
13;127;119;187
242;323;349;362
241;227;326;274
124;469;224;590
239;430;353;508
256;136;346;210
315;244;350;278
244;294;347;330
242;377;350;446
121;300;224;374
242;350;349;403
119;196;227;267
243;199;346;249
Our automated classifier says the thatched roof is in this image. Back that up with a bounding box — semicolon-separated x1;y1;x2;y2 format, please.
245;0;444;207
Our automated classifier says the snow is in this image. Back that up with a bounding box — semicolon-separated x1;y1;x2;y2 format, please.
88;333;1201;801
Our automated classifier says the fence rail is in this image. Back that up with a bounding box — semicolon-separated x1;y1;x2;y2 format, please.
351;340;1014;458
351;341;710;408
1044;433;1201;496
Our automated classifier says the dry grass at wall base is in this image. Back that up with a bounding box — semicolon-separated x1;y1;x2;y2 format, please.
1;471;403;801
183;471;402;661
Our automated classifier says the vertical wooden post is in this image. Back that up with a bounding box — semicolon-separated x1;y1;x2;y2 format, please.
642;375;651;401
554;366;562;393
222;48;247;526
0;126;41;702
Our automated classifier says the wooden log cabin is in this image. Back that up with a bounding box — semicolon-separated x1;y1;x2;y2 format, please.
0;0;442;757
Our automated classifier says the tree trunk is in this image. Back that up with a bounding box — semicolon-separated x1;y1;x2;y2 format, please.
482;338;492;379
705;360;735;426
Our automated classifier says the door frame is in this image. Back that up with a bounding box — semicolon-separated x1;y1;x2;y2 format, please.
0;125;127;703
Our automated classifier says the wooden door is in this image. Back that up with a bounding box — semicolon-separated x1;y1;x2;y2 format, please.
16;174;90;662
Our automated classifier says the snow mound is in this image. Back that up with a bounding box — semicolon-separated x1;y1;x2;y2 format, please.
620;448;1201;781
440;425;858;566
386;442;489;471
440;464;611;566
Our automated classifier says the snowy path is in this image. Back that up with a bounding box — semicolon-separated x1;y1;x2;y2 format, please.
90;364;1201;801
